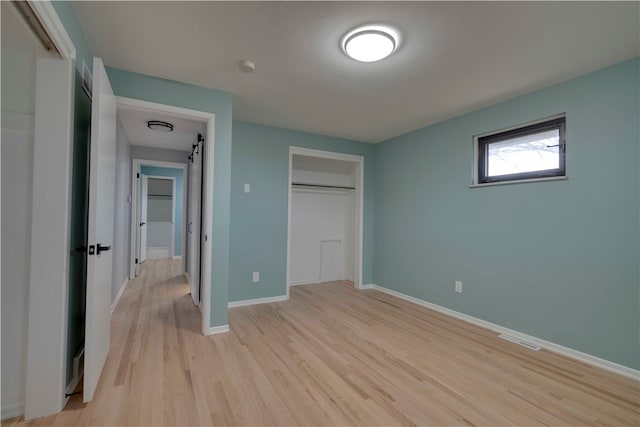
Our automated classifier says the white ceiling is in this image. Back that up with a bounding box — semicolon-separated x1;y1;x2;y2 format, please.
117;104;205;151
74;2;639;143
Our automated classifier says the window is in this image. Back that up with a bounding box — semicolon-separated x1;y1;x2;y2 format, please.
475;115;566;184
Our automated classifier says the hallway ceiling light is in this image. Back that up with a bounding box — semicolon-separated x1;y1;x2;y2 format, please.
147;120;174;132
342;25;398;62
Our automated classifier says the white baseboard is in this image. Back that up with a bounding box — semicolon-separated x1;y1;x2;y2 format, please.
363;284;639;381
111;277;129;315
359;283;375;289
203;324;230;335
228;295;289;308
290;279;353;287
1;402;24;420
289;279;319;286
172;255;182;260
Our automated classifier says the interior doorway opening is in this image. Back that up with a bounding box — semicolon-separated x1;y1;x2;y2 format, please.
286;147;364;297
132;162;187;273
119;97;215;335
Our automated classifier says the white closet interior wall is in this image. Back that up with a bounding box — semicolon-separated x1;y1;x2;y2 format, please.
289;155;356;286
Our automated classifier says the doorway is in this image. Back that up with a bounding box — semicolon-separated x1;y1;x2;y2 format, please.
143;176;176;261
120;96;214;334
286;147;364;297
132;162;186;270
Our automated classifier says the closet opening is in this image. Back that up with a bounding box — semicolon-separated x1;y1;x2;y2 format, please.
286;147;364;296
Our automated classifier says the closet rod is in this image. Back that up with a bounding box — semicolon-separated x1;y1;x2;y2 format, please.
291;183;355;190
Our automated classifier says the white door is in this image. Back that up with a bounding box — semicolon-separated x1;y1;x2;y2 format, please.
140;174;148;262
84;57;116;403
188;147;202;304
320;239;343;282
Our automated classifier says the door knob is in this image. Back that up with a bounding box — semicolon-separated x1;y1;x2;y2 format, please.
97;244;111;255
140;221;146;227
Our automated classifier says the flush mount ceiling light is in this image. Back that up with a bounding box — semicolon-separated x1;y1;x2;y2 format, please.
342;25;399;62
147;120;174;132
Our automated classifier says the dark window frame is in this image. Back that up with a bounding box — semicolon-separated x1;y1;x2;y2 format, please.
477;116;566;184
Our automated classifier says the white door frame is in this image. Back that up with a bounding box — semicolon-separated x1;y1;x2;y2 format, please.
24;0;76;420
286;147;365;298
136;173;178;261
131;162;186;271
145;175;176;258
119;96;214;336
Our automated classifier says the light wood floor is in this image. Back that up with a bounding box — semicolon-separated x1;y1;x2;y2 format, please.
6;259;639;426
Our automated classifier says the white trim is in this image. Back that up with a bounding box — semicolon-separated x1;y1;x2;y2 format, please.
286;146;365;299
228;295;289;308
469;176;568;188
289;279;321;286
116;97;215;120
360;283;375;289
28;1;76;60
25;57;75;420
119;96;215;337
1;111;35;131
172;255;182;260
364;284;640;381
203;325;230;335
1;402;25;420
110;277;129;315
286;150;293;299
200;117;215;336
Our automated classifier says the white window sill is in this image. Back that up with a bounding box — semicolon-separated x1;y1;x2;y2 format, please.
469;176;567;188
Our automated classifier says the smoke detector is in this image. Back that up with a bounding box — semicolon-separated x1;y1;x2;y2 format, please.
238;60;256;73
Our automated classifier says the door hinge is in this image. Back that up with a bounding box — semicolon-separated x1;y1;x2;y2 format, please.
135;258;138;264
137;173;140;179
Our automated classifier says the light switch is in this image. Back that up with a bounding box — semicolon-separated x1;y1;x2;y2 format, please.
244;183;251;193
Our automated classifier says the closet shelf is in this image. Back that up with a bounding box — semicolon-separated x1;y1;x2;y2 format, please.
291;183;356;190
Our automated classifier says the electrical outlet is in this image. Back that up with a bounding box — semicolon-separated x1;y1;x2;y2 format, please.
455;281;462;293
244;183;251;193
253;272;259;282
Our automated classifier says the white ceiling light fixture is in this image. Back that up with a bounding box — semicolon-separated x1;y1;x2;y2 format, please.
342;25;399;62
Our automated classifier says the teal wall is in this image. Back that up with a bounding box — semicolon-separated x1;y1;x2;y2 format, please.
229;122;376;302
51;1;93;73
374;58;640;369
106;68;233;328
140;166;184;257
